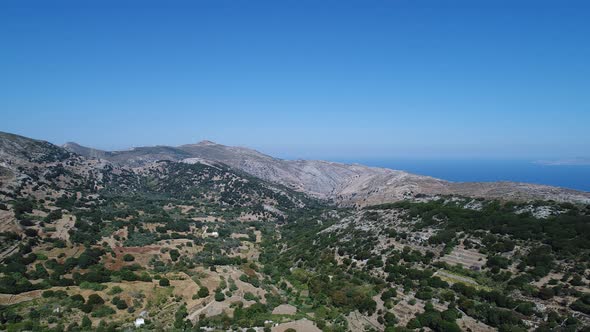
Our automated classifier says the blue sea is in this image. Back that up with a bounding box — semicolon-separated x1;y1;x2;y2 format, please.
344;159;590;192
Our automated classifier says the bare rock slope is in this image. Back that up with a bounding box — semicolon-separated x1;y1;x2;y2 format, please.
62;139;590;206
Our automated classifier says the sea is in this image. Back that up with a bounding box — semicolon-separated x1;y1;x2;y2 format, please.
342;159;590;192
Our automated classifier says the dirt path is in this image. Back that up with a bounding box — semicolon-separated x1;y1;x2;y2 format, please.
271;319;321;332
0;290;42;305
0;243;20;263
346;310;383;332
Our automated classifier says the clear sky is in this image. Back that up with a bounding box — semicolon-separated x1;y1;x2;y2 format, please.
1;0;589;160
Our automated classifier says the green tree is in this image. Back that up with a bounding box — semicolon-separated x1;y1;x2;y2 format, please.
123;254;135;262
174;304;191;329
214;291;225;302
198;286;210;298
87;294;104;306
169;249;180;261
81;316;92;329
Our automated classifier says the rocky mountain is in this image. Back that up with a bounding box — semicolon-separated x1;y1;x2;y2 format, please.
63;139;590;206
1;132;72;164
62;141;191;165
0;132;309;233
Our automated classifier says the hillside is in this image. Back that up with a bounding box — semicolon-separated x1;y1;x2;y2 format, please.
0;132;312;258
64;140;590;206
1;131;590;331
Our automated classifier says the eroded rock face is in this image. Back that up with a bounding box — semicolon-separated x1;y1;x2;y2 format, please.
62;138;590;206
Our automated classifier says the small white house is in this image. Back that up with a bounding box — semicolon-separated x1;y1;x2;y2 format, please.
201;225;219;238
134;318;145;328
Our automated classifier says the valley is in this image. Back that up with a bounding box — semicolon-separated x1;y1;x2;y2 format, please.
1;132;589;331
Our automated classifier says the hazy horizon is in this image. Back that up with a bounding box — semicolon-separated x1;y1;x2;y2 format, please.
3;129;590;164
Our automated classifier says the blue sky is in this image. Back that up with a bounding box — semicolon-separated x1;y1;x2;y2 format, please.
1;0;589;160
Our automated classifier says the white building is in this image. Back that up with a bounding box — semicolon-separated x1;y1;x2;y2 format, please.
134;318;145;328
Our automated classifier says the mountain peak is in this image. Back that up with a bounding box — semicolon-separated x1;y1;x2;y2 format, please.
196;140;218;146
63;142;83;148
62;142;109;159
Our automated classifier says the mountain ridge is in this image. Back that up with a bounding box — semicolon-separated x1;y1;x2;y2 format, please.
59;136;590;206
0;132;309;227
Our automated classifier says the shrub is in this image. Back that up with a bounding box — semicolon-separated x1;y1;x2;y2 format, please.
91;305;116;317
244;292;258;301
44;210;63;223
123;254;135;262
570;294;590;315
486;255;510;269
116;300;128;310
81;316;92;329
87;294;104;306
198;286;210;298
13;199;34;219
108;286;123;295
70;294;85;305
169;249;180;261
42;290;55;298
159;278;170;287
